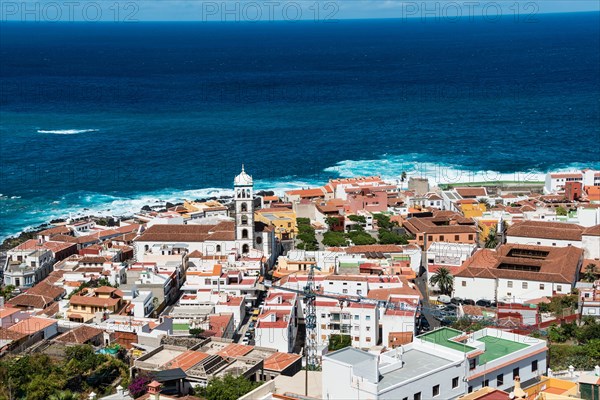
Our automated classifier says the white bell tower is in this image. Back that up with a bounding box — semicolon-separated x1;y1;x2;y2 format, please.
234;165;254;253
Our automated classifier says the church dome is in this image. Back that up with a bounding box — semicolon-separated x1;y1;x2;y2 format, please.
234;165;253;186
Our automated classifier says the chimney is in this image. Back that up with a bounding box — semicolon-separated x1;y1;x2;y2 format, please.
116;385;124;396
147;381;162;400
595;365;600;376
510;376;527;399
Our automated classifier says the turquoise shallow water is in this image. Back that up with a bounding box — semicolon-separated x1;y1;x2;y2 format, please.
0;14;599;238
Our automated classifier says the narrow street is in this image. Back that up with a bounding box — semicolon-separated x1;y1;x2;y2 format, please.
415;273;441;330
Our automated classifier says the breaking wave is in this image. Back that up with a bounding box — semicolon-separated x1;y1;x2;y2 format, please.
37;129;99;135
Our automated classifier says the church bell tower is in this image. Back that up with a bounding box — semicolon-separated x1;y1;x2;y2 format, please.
234;165;254;253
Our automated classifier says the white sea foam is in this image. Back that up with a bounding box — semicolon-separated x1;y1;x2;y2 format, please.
37;129;99;135
323;154;548;186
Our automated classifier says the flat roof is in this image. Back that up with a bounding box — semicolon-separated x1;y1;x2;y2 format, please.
325;346;378;365
378;349;455;390
418;328;476;353
143;348;185;366
477;336;529;365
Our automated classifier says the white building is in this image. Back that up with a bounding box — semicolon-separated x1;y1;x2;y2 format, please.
315;300;379;349
506;220;584;248
3;248;54;288
454;244;583;303
322;327;548;400
579;280;600;318
544;169;600;194
582;225;600;259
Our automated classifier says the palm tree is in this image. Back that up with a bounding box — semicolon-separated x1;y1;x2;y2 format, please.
400;171;407;182
48;391;78;400
484;227;499;249
430;267;454;296
583;263;598;282
478;198;491;211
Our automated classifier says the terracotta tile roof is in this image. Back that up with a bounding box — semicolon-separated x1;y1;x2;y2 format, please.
7;293;54;309
583;225;600;236
0;307;20;319
26;282;65;300
36;302;59;317
285;188;326;197
135;221;235;242
55;325;103;344
0;327;28;342
38;225;71;236
8;317;56;335
50;234;80;243
507;220;584;241
263;352;302;372
165;350;210;371
456;244;583;284
403;216;477;235
462;305;484;316
188;250;203;258
208;313;233;337
366;286;422;300
455;187;487;198
217;343;253;358
14;239;76;254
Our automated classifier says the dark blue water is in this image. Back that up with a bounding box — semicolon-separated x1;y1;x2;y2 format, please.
1;13;599;238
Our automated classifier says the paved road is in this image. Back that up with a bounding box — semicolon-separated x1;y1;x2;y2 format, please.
415;273;441;330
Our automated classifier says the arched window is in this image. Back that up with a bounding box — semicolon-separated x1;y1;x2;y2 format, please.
242;229;248;239
144;245;149;251
241;215;248;225
242;244;249;253
241;203;248;212
216;244;221;252
246;189;251;198
256;236;262;245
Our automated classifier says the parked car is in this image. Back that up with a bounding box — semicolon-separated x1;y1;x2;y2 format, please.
462;299;476;306
476;299;492;308
451;297;464;305
241;337;250;345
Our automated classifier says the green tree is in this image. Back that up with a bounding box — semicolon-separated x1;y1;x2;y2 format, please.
347;231;376;245
322;231;347;247
429;267;454;296
325;216;342;230
378;230;409;245
556;206;568;216
347;215;367;224
478;198;491;211
328;334;351;351
401;171;407;182
0;284;16;300
202;374;260;400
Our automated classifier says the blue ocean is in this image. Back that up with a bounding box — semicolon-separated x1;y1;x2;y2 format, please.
1;13;599;239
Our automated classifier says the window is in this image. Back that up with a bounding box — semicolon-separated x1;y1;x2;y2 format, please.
414;392;421;400
522;282;528;289
366;327;371;331
455;235;460;241
557;285;562;292
403;398;408;400
354;336;360;341
242;229;248;239
468;386;473;393
513;367;519;379
469;358;477;370
497;373;504;386
433;385;440;397
321;324;326;329
354;315;359;320
428;235;433;242
440;235;444;241
483;379;489;387
507;281;513;288
357;290;362;295
532;360;538;372
366;315;371;321
241;203;248;212
468;234;474;241
241;215;248;225
287;222;291;228
366;337;371;342
321;313;326;318
342;289;348;294
462;281;467;287
540;283;545;290
452;377;459;389
216;244;221;252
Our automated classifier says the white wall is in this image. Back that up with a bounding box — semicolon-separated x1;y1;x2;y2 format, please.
453;277;497;301
506;236;581;248
582;234;600;259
